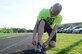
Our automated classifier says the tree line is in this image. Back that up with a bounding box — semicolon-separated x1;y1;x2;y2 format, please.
0;28;33;33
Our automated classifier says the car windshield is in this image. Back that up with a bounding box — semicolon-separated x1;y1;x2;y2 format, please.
72;26;81;29
79;28;82;29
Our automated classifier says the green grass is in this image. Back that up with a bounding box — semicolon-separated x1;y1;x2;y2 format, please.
0;33;82;54
42;33;82;54
0;33;29;39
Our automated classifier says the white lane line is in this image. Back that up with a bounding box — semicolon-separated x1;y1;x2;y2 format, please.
0;38;29;52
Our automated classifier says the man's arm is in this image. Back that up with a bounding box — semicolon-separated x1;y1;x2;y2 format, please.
46;25;59;43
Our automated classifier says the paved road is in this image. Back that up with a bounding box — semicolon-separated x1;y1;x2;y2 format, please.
0;33;39;54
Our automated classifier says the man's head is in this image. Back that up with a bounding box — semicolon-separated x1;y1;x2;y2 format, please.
50;3;62;16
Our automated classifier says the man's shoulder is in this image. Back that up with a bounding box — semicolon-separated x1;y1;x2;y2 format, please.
37;8;49;20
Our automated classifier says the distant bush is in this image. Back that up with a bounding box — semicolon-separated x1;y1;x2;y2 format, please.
27;29;33;32
0;28;33;33
0;28;12;33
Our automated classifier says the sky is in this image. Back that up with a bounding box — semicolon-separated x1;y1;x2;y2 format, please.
0;0;82;29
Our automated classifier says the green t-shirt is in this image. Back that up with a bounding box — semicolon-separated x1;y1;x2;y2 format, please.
37;8;63;29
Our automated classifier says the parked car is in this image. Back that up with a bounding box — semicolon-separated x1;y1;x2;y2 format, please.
72;27;82;34
57;28;64;33
62;27;70;33
64;27;73;33
67;26;82;33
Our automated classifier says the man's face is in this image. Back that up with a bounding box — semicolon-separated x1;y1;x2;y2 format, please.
50;6;61;16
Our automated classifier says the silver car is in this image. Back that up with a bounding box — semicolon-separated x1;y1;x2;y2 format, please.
68;26;82;33
72;27;82;34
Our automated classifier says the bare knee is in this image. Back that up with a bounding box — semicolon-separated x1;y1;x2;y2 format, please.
49;41;56;47
39;20;45;26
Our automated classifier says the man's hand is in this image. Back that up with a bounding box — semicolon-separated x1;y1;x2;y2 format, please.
32;38;36;46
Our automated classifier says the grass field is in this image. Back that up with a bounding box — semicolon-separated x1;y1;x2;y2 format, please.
0;33;82;54
0;33;29;39
42;33;82;54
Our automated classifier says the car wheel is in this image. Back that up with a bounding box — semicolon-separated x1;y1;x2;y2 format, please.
79;31;82;34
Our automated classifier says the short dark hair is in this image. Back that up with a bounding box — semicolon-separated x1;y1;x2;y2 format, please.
52;3;62;11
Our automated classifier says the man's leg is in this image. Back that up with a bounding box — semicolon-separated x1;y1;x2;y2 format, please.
43;20;56;47
34;20;45;53
49;33;56;47
49;41;56;47
45;25;56;47
38;20;45;45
